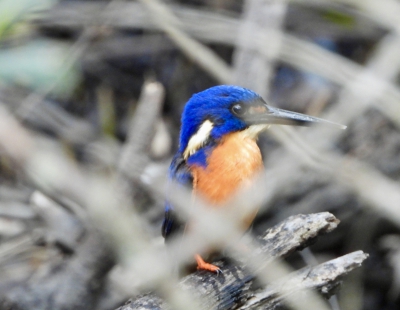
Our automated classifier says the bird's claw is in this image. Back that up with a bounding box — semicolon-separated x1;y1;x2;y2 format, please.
195;254;223;275
197;262;222;275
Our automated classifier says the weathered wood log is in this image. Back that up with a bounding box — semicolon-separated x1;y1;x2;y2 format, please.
240;251;367;309
116;212;368;310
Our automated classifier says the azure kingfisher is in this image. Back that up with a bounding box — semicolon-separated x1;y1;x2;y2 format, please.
162;85;344;274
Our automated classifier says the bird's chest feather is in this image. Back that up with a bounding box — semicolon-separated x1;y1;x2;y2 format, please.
190;132;263;205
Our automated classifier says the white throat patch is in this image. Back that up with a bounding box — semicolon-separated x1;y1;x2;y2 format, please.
183;120;214;159
238;124;270;140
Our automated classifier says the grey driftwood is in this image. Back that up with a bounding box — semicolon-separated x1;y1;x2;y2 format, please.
117;212;368;310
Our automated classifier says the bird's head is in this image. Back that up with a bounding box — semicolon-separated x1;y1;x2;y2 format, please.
179;85;344;166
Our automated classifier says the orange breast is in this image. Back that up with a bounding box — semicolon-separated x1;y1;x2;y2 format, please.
191;132;263;206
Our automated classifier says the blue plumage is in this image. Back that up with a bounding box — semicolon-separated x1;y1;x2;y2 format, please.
178;85;261;156
162;153;192;238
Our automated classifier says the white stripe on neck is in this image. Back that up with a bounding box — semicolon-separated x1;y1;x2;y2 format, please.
183;120;214;159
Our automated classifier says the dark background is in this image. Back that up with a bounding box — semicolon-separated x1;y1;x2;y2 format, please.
0;0;399;309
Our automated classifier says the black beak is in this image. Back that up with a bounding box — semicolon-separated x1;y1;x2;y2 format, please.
242;104;346;129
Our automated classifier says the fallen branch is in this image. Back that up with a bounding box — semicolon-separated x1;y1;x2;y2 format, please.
240;251;367;309
117;212;367;310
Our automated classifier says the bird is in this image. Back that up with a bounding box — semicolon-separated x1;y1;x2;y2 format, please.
162;85;344;274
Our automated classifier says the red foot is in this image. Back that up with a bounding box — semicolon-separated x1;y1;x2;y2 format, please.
195;254;222;274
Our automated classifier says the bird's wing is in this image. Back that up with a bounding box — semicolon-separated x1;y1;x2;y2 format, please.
162;153;193;241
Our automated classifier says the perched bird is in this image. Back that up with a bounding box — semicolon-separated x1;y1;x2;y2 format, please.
162;85;344;273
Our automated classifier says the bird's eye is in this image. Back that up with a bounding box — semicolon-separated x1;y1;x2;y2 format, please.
231;104;246;116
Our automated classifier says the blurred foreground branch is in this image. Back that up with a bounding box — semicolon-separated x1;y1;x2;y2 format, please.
1;229;115;310
233;0;286;97
36;1;400;128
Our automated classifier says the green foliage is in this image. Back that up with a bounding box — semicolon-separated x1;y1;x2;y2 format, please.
0;0;56;39
322;9;355;28
0;0;80;96
0;40;81;96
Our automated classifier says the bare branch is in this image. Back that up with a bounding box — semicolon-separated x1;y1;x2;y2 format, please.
1;230;115;310
37;2;400;127
138;0;233;83
240;251;368;309
233;0;287;97
116;213;366;310
118;80;165;181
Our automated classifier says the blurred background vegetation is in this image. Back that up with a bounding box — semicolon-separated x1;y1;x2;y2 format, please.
0;0;400;309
